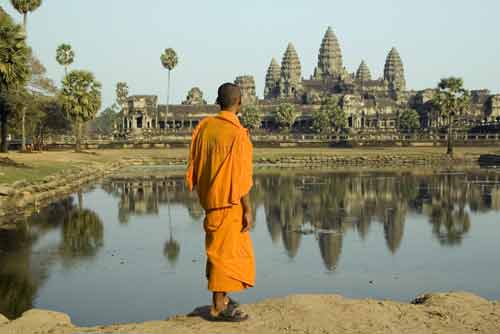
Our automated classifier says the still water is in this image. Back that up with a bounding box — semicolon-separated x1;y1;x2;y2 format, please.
1;169;500;326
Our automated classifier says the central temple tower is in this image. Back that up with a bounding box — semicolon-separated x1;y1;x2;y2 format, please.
312;27;344;80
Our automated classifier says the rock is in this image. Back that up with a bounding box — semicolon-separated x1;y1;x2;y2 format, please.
6;309;72;332
0;186;13;196
0;313;8;325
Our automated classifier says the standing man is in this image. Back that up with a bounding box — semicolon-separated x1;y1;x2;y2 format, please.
186;83;255;322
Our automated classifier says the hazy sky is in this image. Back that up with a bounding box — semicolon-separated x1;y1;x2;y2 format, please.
1;0;499;111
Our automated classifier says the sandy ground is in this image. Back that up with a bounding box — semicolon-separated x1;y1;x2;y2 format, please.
1;292;499;334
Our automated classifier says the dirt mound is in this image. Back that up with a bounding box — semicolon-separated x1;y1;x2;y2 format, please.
0;292;499;334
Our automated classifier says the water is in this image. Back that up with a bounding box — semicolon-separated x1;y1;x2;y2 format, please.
1;169;500;326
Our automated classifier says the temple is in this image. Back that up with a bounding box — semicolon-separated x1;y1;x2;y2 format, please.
119;27;500;135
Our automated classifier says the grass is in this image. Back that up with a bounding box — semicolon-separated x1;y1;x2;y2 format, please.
0;146;498;185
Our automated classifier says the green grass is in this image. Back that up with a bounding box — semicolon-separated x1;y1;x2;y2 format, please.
0;161;78;184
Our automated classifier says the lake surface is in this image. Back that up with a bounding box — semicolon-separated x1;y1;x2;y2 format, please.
1;168;500;326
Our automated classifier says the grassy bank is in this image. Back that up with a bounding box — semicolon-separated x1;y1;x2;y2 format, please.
0;147;498;185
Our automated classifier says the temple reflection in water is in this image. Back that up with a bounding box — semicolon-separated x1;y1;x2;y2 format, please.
102;171;499;269
1;170;500;320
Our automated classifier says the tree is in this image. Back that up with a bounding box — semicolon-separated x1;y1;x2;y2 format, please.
56;44;74;76
88;104;119;136
240;104;262;130
398;109;420;132
33;97;70;149
115;82;128;130
321;96;346;132
60;70;102;152
432;77;470;156
160;48;178;128
10;0;42;30
311;108;331;133
0;8;30;152
275;103;297;131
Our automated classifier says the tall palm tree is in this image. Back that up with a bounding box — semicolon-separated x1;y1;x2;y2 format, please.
10;0;42;30
59;70;101;152
0;7;30;153
160;48;178;129
56;44;74;76
10;1;42;152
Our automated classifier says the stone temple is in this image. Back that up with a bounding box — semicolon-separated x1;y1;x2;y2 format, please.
120;27;500;134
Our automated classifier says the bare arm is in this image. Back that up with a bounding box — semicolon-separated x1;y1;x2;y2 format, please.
241;193;252;233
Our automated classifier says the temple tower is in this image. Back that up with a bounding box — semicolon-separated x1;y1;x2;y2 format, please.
384;47;406;94
234;75;257;105
264;58;281;99
356;61;372;82
279;42;302;98
313;27;343;80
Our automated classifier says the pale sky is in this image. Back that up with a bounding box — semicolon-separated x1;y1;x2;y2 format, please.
1;0;499;111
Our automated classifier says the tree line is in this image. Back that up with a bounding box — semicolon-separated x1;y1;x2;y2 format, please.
0;1;101;152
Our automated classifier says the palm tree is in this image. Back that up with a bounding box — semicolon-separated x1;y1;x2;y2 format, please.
0;7;30;153
432;77;470;156
59;70;101;152
56;44;74;76
160;48;178;129
10;0;42;30
10;1;42;152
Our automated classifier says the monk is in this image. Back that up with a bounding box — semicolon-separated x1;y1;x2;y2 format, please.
186;83;255;322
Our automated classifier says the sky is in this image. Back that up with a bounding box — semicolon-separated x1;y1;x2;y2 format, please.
1;0;500;112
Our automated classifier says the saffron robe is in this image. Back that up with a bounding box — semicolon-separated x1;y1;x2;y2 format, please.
186;111;255;292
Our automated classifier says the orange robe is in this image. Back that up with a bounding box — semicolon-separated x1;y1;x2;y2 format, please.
186;111;255;292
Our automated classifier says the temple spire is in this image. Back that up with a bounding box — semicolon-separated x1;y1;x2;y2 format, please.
384;47;406;93
313;26;343;80
356;60;372;82
264;58;281;99
279;43;302;98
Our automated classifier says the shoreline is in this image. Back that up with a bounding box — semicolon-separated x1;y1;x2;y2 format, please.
1;292;499;333
0;147;496;226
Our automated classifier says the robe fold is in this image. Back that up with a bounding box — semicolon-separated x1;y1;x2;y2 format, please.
186;111;255;292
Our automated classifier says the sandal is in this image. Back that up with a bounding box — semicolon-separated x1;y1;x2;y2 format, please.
211;304;249;322
226;297;240;308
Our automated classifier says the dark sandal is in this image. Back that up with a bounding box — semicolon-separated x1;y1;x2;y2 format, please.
211;305;249;322
226;297;240;308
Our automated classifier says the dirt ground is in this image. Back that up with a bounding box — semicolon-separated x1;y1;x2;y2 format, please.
1;292;499;334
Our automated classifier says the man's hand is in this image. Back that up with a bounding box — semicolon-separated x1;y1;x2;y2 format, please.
242;210;252;233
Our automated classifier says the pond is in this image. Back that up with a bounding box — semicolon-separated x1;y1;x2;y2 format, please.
1;168;500;326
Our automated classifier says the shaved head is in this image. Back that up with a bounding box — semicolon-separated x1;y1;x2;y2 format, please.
216;83;242;111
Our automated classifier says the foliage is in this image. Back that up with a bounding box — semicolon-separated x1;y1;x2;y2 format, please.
431;77;470;155
60;70;102;123
55;43;74;73
9;0;42;28
321;96;346;131
0;12;30;93
275;102;298;130
432;77;470;123
311;108;330;133
115;82;128;107
9;0;42;15
88;104;120;136
160;48;178;71
0;9;30;152
398;109;420;132
59;70;102;151
240;103;262;129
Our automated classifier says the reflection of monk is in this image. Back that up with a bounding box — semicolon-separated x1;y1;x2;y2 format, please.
186;83;254;322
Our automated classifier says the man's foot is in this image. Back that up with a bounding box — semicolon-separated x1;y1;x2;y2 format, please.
210;305;249;322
